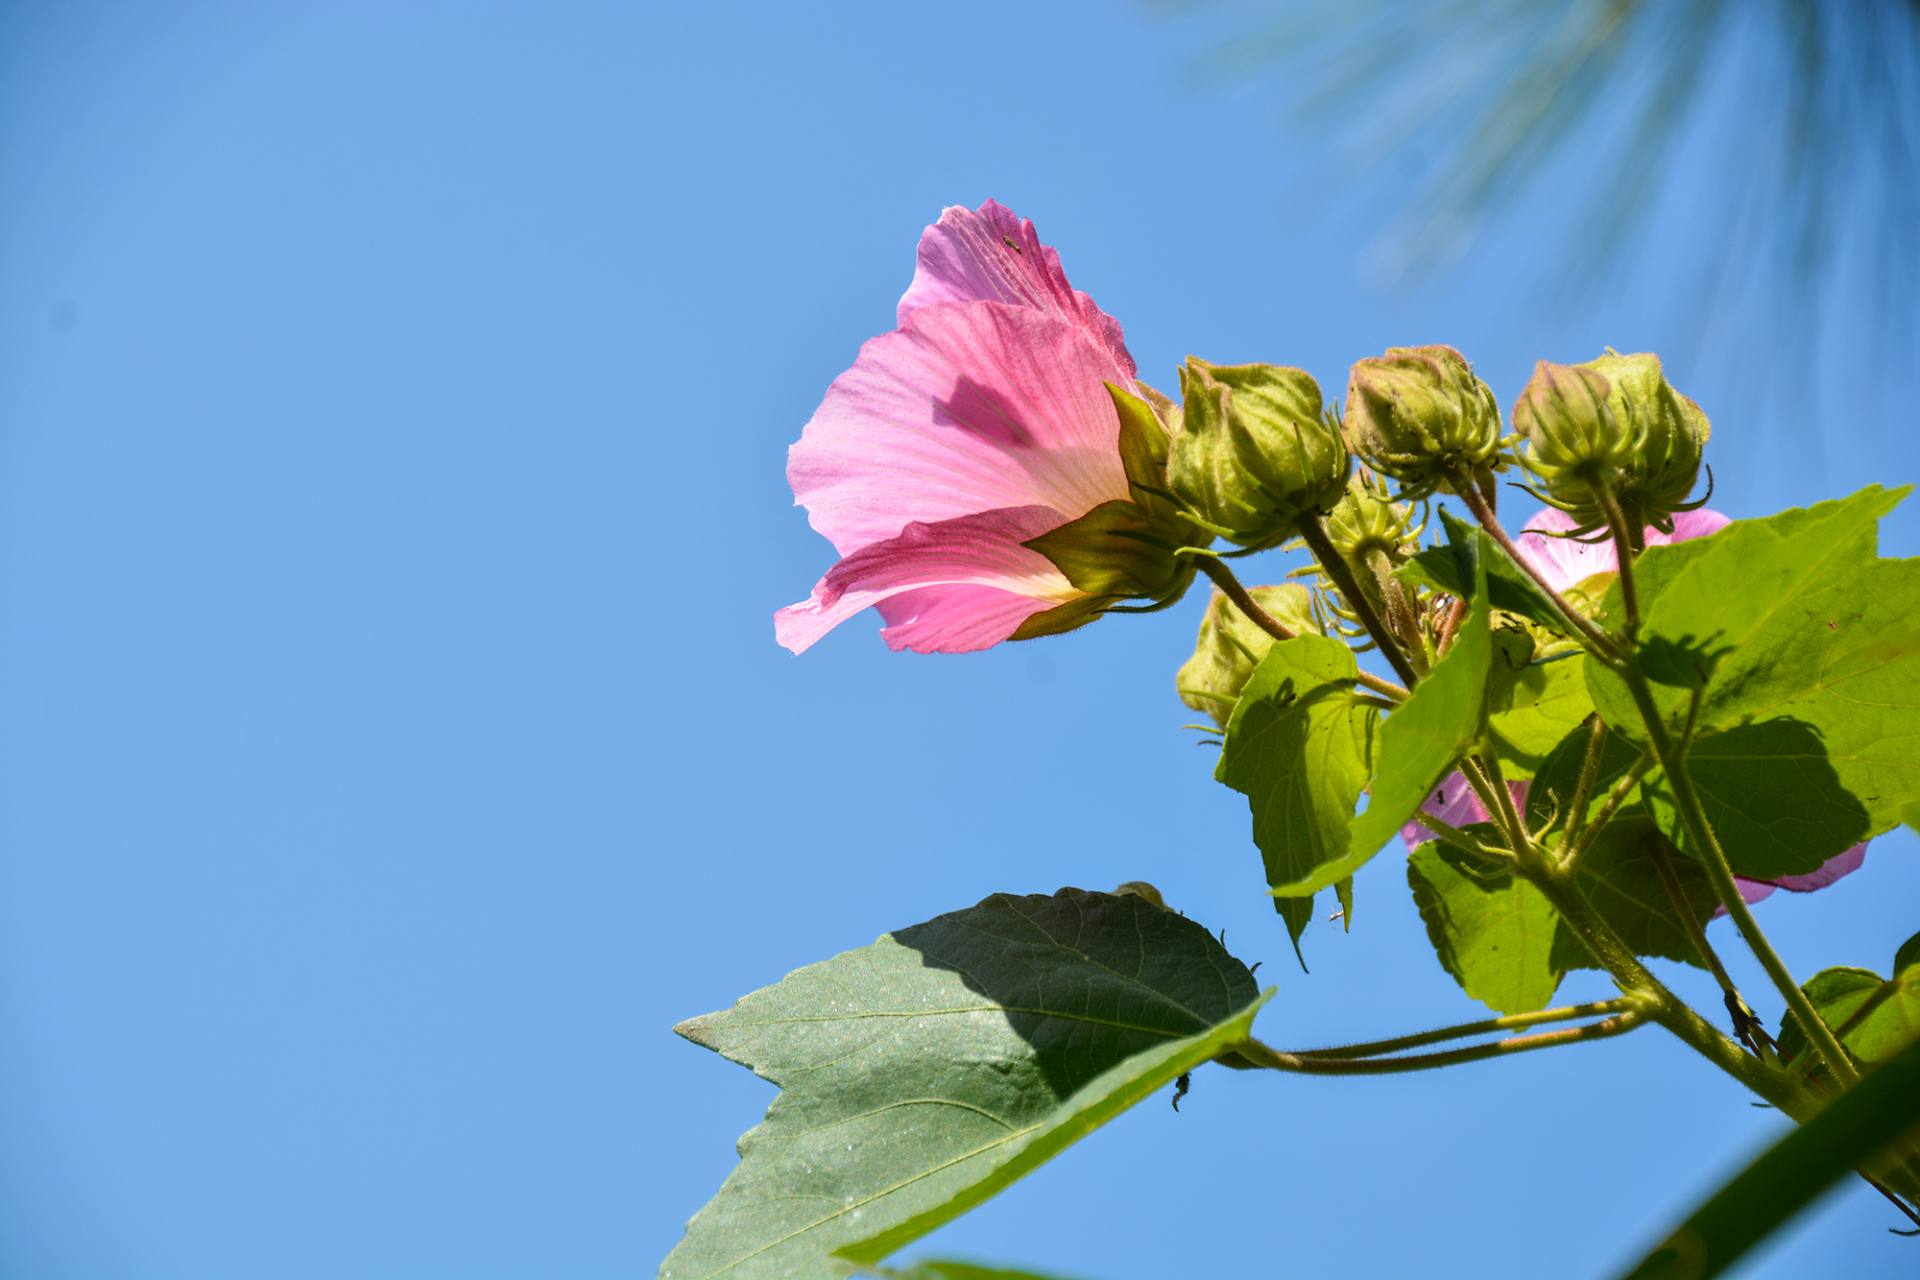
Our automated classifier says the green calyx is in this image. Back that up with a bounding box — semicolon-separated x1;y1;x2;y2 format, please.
1168;358;1350;551
1514;353;1711;536
1344;345;1505;498
1176;582;1322;728
1580;351;1710;533
1513;359;1640;514
1017;382;1212;640
1323;470;1422;567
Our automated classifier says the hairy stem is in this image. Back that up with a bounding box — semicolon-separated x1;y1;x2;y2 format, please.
1559;716;1609;851
1557;754;1652;873
1291;999;1638;1060
1449;474;1622;662
1616;668;1860;1089
1191;554;1409;702
1297;515;1422;690
1235;1011;1645;1075
1594;480;1642;632
1647;836;1774;1059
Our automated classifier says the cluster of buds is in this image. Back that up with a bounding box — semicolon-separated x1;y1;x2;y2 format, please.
1512;351;1710;540
1166;359;1350;552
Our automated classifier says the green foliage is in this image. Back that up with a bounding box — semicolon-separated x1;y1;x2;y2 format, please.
1777;933;1920;1076
1407;832;1561;1015
1409;810;1718;1014
1589;486;1920;876
1488;649;1593;777
866;1262;1086;1280
664;890;1267;1280
1617;1036;1920;1280
1548;812;1719;972
1398;509;1568;634
1331;529;1495;885
1177;583;1321;728
1218;636;1377;900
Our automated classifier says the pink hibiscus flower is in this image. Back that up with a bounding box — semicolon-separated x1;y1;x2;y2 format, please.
774;200;1150;655
1402;506;1867;905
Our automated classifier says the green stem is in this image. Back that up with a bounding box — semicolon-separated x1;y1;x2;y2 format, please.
1647;835;1774;1059
1291;999;1637;1059
1191;553;1409;702
1617;668;1860;1090
1298;514;1422;691
1557;754;1652;872
1235;1011;1645;1075
1514;849;1816;1119
1593;480;1642;632
1449;471;1623;663
1558;716;1608;851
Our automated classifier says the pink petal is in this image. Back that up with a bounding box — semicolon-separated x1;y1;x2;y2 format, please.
788;300;1133;556
1513;507;1619;593
896;200;1136;379
1400;775;1530;849
1511;506;1734;592
1770;842;1868;893
773;505;1077;655
1646;508;1731;546
1722;846;1865;916
874;583;1056;654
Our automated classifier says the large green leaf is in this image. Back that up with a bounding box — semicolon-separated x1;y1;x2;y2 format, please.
1407;831;1562;1014
1616;1035;1920;1280
664;890;1269;1280
1219;636;1377;899
1587;486;1920;875
1310;528;1495;892
1640;720;1872;879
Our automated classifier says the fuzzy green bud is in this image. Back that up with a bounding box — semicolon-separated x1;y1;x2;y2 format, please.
1512;360;1640;518
1580;351;1710;533
1175;583;1322;727
1168;358;1350;551
1322;471;1421;567
1344;345;1504;497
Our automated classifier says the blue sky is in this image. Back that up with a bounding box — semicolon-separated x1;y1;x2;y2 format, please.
3;3;1916;1278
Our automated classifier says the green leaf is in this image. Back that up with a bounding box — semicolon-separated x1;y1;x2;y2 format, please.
1897;930;1920;977
866;1261;1087;1280
1588;488;1920;869
1778;938;1920;1074
1550;811;1720;971
664;890;1269;1280
1219;636;1377;900
1176;583;1322;729
1523;719;1643;831
1488;651;1594;777
1615;1035;1920;1280
1407;831;1563;1014
1304;528;1495;893
1639;719;1873;879
1397;508;1569;633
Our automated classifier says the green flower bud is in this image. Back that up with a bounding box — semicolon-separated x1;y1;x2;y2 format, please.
1322;471;1421;567
1168;358;1350;551
1512;360;1640;517
1344;345;1504;497
1175;583;1321;727
1580;351;1710;533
